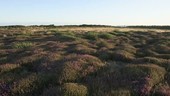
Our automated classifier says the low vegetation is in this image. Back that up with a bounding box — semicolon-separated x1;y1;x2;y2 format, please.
0;26;169;96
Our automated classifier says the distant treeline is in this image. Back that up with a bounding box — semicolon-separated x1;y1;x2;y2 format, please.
1;25;170;30
127;26;170;30
0;24;112;28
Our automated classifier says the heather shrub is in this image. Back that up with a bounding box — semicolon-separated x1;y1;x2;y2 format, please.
11;74;39;96
62;83;88;96
114;44;136;54
121;64;166;95
136;49;158;57
152;85;170;96
11;73;52;96
0;64;20;74
111;50;135;62
133;57;170;71
38;52;62;73
58;54;104;83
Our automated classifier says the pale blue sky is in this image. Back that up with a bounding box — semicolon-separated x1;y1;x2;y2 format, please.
0;0;170;25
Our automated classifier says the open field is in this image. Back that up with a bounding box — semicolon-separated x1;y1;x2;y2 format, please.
0;26;170;96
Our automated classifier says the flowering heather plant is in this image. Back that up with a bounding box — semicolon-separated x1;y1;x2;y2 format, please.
0;82;11;96
153;85;170;96
58;54;104;83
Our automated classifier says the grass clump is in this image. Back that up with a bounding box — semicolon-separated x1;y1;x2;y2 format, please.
97;48;113;60
62;83;88;96
55;31;77;41
12;42;34;49
69;44;96;55
84;32;98;40
96;39;114;49
98;33;113;39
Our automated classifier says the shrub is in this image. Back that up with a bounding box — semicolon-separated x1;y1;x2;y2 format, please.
133;57;170;71
114;44;136;54
152;85;170;96
0;64;20;74
112;50;135;62
151;44;170;54
58;54;104;83
11;74;39;96
11;73;51;96
62;83;88;96
38;52;62;73
121;64;166;95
